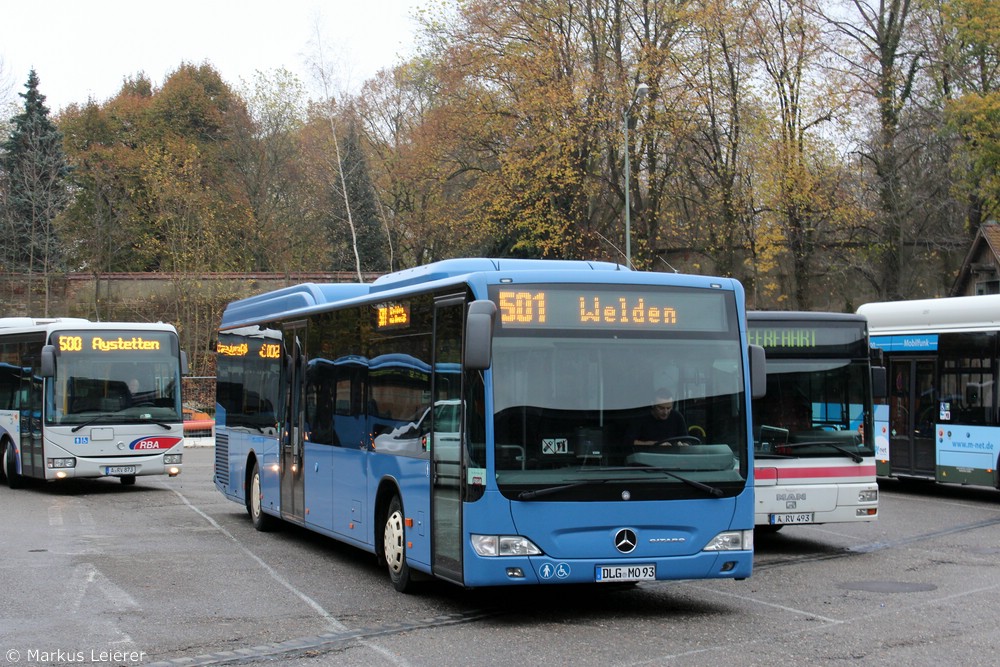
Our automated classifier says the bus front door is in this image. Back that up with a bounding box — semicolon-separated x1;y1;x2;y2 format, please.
280;322;306;523
431;297;464;583
888;358;937;477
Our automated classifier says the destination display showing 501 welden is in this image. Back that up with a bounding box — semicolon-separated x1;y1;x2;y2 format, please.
491;285;730;332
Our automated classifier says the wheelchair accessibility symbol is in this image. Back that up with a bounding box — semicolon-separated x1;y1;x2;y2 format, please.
538;562;571;580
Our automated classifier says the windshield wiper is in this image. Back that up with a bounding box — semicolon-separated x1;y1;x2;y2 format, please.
518;480;606;500
71;413;118;432
766;441;864;463
71;413;174;432
625;467;725;498
517;469;725;500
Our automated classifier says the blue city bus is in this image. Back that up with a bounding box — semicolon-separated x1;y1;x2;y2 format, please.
214;258;765;592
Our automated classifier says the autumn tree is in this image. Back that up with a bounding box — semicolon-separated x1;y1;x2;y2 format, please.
939;0;1000;232
740;0;866;308
415;0;627;261
58;80;161;317
824;0;934;299
226;69;323;272
61;64;255;276
359;59;493;265
658;0;759;286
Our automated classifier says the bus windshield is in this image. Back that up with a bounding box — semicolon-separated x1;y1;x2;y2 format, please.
753;358;873;458
489;286;748;501
46;330;182;426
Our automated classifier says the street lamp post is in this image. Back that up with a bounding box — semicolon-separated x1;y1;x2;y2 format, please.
624;82;648;268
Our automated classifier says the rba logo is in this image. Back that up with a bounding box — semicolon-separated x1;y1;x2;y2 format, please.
129;436;182;451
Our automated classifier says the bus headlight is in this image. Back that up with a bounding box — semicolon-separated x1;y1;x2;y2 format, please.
163;454;183;464
47;457;76;469
858;489;878;503
704;530;753;551
471;534;543;557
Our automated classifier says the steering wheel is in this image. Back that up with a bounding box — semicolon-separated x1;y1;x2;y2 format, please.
655;435;702;447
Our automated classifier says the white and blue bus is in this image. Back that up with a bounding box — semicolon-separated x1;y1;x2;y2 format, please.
748;312;883;529
214;259;765;592
858;294;1000;489
0;318;187;488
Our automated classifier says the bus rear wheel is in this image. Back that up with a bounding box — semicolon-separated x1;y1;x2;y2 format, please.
2;441;22;489
247;461;278;532
383;495;415;593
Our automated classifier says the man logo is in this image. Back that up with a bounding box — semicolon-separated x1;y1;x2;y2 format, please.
615;528;637;553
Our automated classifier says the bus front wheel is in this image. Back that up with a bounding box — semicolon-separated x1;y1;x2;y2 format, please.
2;441;22;489
383;495;415;593
247;461;278;532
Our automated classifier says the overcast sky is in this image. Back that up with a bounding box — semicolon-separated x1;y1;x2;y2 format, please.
0;0;424;113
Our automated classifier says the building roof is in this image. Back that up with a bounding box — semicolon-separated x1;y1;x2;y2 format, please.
950;223;1000;296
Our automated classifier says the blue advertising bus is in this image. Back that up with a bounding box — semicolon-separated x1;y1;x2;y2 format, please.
214;259;765;592
858;294;1000;489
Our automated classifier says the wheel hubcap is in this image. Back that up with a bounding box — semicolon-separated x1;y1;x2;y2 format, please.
251;473;261;518
384;510;404;573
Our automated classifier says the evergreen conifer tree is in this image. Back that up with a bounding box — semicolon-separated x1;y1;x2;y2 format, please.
0;70;71;313
340;119;390;273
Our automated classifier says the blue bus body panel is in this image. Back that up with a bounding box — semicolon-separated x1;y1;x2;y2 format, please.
214;426;280;512
304;443;334;530
460;490;752;586
303;443;371;541
301;445;431;568
370;454;433;568
331;446;372;542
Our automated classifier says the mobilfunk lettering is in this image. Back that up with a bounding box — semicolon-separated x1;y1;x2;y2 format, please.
91;336;161;352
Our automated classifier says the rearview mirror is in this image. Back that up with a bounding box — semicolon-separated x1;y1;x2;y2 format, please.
465;300;497;370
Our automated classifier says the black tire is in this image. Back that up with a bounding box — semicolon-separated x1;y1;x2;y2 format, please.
247;460;279;531
2;440;23;489
120;475;137;485
383;495;415;593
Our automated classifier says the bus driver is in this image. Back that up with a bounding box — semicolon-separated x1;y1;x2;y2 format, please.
627;388;689;447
